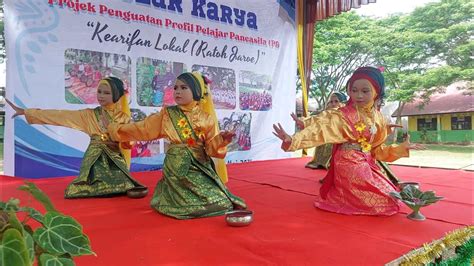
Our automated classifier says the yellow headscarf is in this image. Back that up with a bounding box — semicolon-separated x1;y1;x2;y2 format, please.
99;78;132;169
190;72;229;183
118;94;131;169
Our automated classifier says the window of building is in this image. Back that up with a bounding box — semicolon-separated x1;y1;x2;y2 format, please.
417;117;437;131
451;116;471;130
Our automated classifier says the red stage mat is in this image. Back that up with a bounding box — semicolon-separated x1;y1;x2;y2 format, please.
1;158;472;265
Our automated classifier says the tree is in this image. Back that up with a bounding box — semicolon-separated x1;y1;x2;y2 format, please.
306;1;472;143
371;0;474;139
311;12;381;110
309;0;473;109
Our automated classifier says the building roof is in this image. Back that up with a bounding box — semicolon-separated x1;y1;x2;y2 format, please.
392;82;473;117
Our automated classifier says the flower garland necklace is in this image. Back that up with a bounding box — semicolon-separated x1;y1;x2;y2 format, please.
354;105;377;152
176;116;205;147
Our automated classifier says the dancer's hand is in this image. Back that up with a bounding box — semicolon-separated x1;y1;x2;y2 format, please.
220;130;235;143
388;124;403;130
291;112;304;130
5;99;25;118
386;124;403;135
272;123;292;151
403;134;426;150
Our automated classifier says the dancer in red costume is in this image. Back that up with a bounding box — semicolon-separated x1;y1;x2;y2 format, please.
273;67;424;216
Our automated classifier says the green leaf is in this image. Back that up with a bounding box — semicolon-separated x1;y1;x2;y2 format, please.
33;212;94;257
399;189;416;202
18;182;57;213
8;212;23;233
0;199;20;212
401;200;417;208
419;191;436;200
0;228;30;266
0;211;9;233
389;191;403;200
401;185;424;199
39;254;75;266
396;185;443;210
22;229;34;265
418;191;443;206
19;207;44;224
422;196;444;206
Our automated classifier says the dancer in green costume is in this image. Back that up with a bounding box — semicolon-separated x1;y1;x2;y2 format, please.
6;77;145;198
108;72;246;219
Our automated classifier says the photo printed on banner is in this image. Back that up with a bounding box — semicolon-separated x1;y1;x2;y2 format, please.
136;58;185;107
218;112;252;152
192;64;237;110
65;49;131;104
239;70;272;111
130;108;165;158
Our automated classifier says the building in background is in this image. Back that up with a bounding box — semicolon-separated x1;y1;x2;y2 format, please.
393;82;473;144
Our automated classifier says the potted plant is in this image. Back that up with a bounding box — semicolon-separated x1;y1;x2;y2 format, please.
0;182;94;266
390;185;443;221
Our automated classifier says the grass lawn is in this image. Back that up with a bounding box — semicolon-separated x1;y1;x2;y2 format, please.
391;144;474;170
423;144;474;154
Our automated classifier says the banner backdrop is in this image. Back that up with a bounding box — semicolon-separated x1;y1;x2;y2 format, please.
4;0;297;178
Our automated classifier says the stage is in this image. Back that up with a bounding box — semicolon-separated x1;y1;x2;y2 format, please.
1;158;472;265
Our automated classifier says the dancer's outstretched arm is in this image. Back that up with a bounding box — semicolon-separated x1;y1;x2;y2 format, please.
5;99;25;118
373;134;425;162
272;123;292;151
6;98;89;133
200;114;236;159
108;108;166;142
290;112;305;130
403;134;425;150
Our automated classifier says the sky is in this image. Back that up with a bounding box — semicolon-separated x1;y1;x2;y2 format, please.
355;0;440;17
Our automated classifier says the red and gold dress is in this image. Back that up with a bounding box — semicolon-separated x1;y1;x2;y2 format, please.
288;104;409;216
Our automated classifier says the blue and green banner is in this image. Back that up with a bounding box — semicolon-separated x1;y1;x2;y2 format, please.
4;0;296;177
